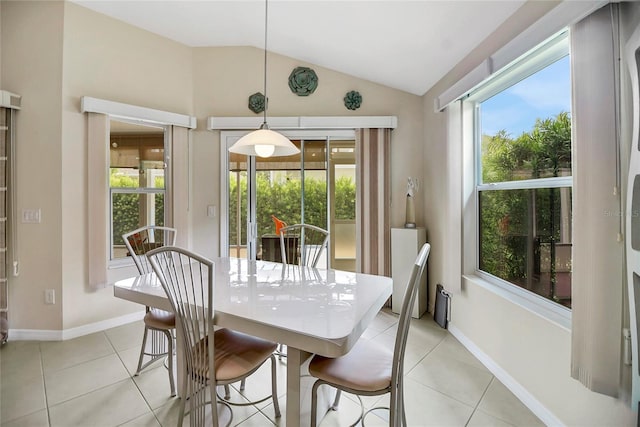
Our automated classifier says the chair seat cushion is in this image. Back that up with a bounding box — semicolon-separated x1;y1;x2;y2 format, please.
144;309;175;330
309;339;393;392
192;329;277;382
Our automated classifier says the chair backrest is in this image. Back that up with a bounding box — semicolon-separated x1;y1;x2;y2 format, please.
123;226;177;274
391;243;430;388
147;246;214;383
279;224;329;267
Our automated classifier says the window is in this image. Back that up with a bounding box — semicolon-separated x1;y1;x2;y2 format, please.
469;33;572;308
108;119;168;262
221;130;356;270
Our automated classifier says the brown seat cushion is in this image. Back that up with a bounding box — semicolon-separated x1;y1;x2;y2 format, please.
309;339;393;392
191;328;278;382
144;309;175;330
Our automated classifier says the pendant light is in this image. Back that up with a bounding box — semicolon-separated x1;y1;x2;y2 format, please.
228;0;299;158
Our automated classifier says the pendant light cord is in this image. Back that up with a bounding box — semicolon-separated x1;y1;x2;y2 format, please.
262;0;269;128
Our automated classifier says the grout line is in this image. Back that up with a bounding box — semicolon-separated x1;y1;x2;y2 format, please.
39;341;52;427
105;330;169;426
464;375;495;427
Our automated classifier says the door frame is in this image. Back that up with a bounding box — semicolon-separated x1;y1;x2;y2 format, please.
220;129;355;260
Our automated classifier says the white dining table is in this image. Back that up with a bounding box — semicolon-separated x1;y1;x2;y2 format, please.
113;257;392;426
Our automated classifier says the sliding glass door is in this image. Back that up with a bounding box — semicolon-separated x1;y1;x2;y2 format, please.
221;131;355;270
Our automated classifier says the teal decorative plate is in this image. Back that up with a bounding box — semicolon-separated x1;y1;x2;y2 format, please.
248;92;265;114
288;67;318;96
344;90;362;110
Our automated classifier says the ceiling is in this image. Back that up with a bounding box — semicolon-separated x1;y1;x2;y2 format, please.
72;0;526;96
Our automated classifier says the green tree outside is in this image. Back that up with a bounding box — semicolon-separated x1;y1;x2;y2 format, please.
480;112;571;301
228;173;355;247
110;170;165;245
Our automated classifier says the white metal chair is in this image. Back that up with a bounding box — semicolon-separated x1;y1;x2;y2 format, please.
123;225;177;396
308;243;431;427
147;246;281;427
277;223;329;358
279;224;329;268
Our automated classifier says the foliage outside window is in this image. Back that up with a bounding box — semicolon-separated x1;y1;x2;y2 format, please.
228;173;355;248
109;127;166;260
474;37;572;308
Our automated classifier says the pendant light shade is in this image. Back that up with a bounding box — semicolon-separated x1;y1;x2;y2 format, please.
229;0;299;158
229;126;299;158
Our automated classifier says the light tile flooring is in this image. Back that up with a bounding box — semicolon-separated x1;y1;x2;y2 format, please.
0;310;544;427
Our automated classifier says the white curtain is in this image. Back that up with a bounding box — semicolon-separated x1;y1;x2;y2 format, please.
170;126;191;249
570;3;624;397
87;113;110;288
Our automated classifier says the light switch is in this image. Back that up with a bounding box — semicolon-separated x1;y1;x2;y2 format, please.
207;205;216;218
22;208;41;223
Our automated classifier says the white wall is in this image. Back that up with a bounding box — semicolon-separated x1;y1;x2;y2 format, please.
422;1;637;424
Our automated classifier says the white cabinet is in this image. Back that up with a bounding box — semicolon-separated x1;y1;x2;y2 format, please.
391;227;427;318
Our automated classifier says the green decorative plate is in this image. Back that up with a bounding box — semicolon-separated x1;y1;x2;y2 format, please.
248;92;265;114
288;67;318;96
344;90;362;110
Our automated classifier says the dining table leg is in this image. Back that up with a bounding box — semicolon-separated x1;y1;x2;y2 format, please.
286;347;311;426
286;347;336;426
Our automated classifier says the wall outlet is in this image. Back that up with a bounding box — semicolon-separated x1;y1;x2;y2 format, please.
45;289;55;305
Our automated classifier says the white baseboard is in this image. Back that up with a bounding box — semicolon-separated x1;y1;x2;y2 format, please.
8;311;145;341
448;324;565;427
7;328;63;341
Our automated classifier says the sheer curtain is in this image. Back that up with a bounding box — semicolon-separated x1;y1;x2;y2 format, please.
355;128;391;277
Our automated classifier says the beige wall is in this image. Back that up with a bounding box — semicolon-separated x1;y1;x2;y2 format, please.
3;0;634;423
1;1;65;330
191;46;424;259
59;2;195;329
422;1;636;424
1;1;423;332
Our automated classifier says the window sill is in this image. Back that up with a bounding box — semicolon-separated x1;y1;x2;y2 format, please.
462;273;572;332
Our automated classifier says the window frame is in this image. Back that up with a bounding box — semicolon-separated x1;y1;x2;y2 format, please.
83;96;195;287
107;119;171;268
463;31;573;324
220;129;356;261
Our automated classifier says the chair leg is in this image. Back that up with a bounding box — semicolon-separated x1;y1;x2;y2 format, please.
310;380;321;427
135;326;150;375
178;377;188;427
240;378;246;391
163;329;176;397
224;385;231;400
330;389;342;410
400;378;407;427
270;355;281;418
211;380;219;427
389;381;405;427
389;383;400;427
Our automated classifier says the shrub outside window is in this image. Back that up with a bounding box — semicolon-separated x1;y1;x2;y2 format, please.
109;122;166;261
472;34;572;308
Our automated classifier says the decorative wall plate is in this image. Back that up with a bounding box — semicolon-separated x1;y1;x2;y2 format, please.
344;90;362;110
248;92;265;114
288;67;318;96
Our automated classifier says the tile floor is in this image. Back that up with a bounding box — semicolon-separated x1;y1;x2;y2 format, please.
0;310;544;427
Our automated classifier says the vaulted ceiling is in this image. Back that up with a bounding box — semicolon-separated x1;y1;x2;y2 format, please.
73;0;526;96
